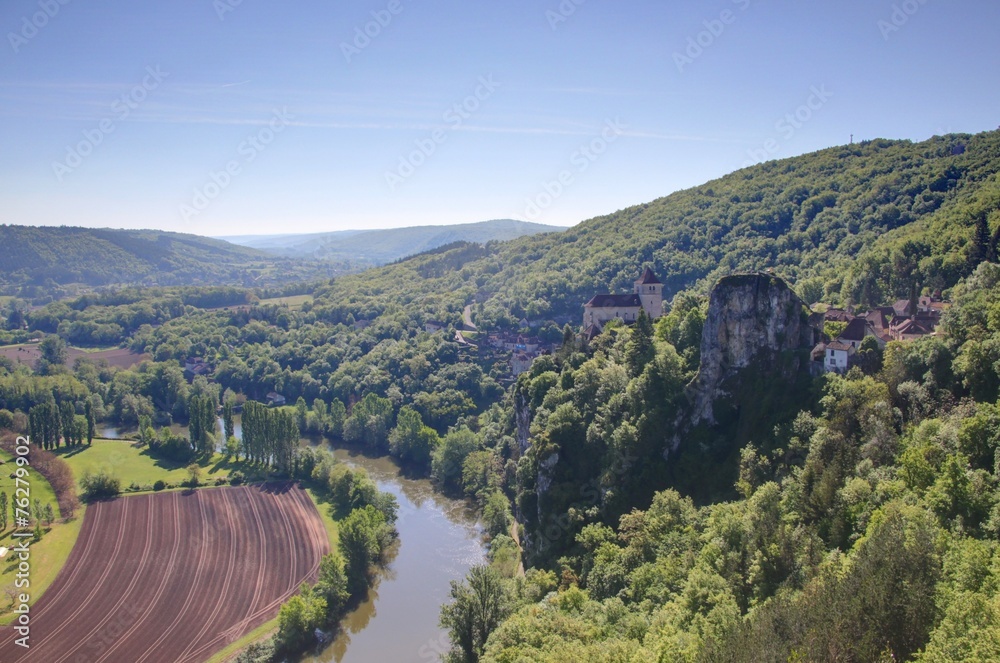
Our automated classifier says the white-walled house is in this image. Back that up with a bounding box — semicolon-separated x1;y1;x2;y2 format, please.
825;341;854;373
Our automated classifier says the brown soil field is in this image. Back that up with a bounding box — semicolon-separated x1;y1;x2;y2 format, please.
0;483;329;663
0;345;150;370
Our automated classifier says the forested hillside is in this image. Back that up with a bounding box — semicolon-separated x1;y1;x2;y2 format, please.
0;225;335;291
313;131;1000;328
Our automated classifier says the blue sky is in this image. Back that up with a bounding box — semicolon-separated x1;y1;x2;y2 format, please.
1;0;998;236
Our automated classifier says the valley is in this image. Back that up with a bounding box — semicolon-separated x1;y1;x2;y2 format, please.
0;129;998;661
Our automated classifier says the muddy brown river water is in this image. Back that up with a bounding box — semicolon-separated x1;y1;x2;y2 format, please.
301;446;486;663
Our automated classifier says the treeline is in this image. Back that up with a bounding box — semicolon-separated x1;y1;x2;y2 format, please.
28;399;94;450
2;286;253;347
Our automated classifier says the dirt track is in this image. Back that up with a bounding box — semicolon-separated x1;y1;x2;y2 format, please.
0;484;329;663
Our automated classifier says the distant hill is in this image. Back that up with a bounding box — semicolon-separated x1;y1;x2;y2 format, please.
0;226;314;290
219;219;566;264
218;229;369;252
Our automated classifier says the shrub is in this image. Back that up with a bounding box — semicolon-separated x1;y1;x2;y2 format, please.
234;639;276;663
147;429;195;463
153;479;166;491
186;463;202;487
128;481;141;492
276;584;327;652
229;471;245;486
80;470;121;501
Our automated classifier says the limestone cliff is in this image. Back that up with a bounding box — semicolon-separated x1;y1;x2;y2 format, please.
678;274;821;450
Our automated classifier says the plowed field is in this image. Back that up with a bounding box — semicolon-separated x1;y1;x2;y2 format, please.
0;483;328;662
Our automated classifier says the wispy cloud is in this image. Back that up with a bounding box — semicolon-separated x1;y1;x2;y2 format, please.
0;78;736;144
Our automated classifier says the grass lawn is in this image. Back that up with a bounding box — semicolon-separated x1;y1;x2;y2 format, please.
303;482;340;556
0;448;86;624
54;439;256;493
205;618;279;663
0;449;60;518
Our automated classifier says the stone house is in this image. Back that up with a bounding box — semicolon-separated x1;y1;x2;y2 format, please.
583;268;664;329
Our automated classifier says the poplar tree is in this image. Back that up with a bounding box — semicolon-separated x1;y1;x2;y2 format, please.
223;400;235;441
85;400;95;444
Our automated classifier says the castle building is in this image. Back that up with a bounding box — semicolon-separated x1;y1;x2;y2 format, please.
583;268;664;329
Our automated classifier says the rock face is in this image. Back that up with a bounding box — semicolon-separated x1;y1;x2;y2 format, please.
680;274;821;445
515;392;531;454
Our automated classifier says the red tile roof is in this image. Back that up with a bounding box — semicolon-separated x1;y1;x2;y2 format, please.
839;317;870;342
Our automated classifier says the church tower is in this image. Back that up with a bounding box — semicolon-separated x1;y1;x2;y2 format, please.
634;267;663;319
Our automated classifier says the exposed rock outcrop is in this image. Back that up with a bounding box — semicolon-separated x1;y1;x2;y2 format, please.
515;392;531;454
676;274;821;450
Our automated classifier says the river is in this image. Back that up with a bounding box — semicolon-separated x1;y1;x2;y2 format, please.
98;418;486;661
303;445;486;663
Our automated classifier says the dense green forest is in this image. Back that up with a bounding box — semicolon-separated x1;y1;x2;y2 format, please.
432;264;1000;662
2;129;1000;661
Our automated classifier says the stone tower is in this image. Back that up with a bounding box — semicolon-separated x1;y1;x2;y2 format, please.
634;267;663;319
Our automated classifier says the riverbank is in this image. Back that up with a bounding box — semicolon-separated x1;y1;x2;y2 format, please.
300;446;485;663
